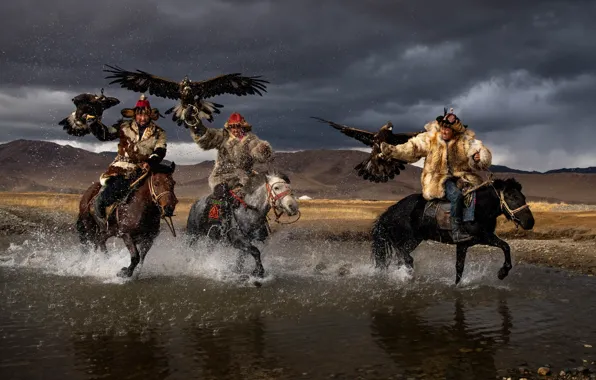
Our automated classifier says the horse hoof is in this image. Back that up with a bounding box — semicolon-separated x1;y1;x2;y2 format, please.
252;268;265;278
497;268;509;280
117;267;131;278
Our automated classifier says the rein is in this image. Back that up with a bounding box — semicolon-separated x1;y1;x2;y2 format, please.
148;172;177;237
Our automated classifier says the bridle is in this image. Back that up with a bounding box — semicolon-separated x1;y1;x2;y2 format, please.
489;182;530;228
265;180;301;224
147;172;177;237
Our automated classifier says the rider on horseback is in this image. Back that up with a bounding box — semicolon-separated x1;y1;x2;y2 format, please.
86;94;168;230
188;112;273;225
379;108;492;242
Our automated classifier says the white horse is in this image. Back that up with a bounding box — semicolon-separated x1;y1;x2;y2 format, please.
186;171;299;277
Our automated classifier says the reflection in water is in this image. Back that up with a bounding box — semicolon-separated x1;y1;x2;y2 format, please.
72;318;170;380
186;315;289;380
370;292;512;379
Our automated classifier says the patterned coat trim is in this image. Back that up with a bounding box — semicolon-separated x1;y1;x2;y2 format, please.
381;120;492;200
100;120;167;184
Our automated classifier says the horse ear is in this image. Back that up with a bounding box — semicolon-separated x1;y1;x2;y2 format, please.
170;162;176;173
506;178;521;191
492;179;505;191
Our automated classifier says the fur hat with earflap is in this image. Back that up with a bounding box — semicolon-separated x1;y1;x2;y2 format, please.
224;112;252;132
436;107;466;134
120;94;163;121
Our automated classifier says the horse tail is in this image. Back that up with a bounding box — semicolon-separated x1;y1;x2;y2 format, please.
371;216;394;269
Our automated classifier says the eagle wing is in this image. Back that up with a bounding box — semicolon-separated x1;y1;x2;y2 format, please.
103;64;180;100
311;116;375;146
99;95;121;111
386;130;423;145
59;112;89;137
189;73;269;99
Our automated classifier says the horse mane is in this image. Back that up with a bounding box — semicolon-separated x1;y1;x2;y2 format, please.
243;170;291;194
492;177;522;191
151;162;176;175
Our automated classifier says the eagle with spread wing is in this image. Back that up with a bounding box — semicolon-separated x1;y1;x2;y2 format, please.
58;88;120;137
103;64;269;127
312;117;423;183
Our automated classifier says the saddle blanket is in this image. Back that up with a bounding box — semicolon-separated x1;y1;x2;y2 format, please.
424;191;476;230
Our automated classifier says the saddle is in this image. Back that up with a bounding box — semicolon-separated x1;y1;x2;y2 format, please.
90;171;148;229
423;191;476;230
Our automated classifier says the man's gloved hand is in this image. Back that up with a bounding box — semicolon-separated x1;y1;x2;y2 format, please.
378;142;394;159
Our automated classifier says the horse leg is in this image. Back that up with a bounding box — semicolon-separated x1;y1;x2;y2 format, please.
118;234;141;278
455;244;469;285
229;236;264;278
483;234;512;280
399;238;420;271
137;236;156;266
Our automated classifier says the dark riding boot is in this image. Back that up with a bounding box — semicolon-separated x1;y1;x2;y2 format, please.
450;199;473;243
94;176;129;232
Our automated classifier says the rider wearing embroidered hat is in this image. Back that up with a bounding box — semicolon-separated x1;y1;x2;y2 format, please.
88;93;167;229
379;108;492;242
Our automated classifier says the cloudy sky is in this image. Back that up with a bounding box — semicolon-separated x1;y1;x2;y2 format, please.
1;0;595;171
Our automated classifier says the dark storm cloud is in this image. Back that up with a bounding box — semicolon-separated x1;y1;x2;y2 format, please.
0;0;595;170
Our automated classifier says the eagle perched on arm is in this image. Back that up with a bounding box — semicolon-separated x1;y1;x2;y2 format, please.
311;117;422;183
58;88;120;138
103;64;269;127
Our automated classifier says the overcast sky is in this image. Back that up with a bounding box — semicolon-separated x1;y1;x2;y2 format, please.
1;0;595;171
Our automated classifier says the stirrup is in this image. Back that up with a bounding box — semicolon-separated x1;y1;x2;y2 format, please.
452;230;473;242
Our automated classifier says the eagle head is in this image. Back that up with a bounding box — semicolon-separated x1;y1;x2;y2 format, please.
380;121;393;132
180;76;192;96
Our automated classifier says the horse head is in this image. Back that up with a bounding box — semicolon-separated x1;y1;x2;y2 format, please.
265;171;299;217
493;178;534;230
149;162;178;218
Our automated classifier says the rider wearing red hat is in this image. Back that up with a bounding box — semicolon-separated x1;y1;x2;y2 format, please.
87;93;168;229
189;111;273;222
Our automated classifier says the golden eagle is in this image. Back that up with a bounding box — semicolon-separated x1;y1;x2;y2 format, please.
312;117;423;183
103;65;268;127
58;88;120;137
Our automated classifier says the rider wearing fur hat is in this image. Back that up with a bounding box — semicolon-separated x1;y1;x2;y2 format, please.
86;94;168;229
189;112;273;211
379;108;492;242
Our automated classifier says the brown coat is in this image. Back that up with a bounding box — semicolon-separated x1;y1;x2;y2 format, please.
100;120;167;185
381;120;492;200
191;126;273;190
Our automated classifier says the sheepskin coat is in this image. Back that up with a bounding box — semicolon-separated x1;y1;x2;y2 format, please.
191;126;273;190
100;120;167;184
380;120;492;200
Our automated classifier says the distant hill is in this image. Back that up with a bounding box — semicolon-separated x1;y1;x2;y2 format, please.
487;165;541;174
0;139;595;203
545;167;596;174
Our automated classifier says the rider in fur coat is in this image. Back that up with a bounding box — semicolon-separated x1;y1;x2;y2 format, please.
86;94;167;229
189;112;273;199
379;108;492;242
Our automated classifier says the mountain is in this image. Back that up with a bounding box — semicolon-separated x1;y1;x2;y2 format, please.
486;165;541;174
545;167;596;174
0;140;595;203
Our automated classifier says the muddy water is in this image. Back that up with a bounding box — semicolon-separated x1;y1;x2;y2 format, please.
1;231;596;379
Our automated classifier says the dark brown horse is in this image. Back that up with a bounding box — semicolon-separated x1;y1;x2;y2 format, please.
76;163;178;278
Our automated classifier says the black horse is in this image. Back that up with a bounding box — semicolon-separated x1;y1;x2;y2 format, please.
372;178;535;284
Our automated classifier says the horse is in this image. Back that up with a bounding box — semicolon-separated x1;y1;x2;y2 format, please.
185;171;300;278
371;177;535;284
76;162;178;278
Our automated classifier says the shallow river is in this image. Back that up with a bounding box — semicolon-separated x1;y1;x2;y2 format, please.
1;231;596;379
